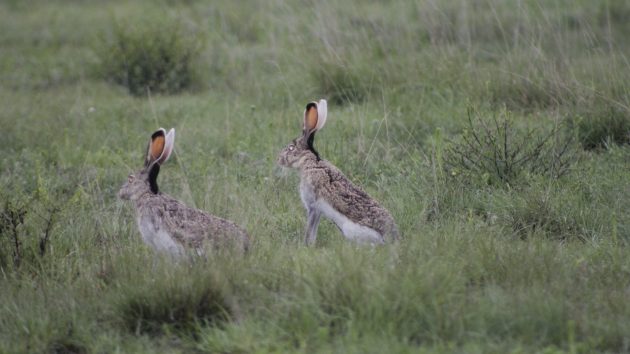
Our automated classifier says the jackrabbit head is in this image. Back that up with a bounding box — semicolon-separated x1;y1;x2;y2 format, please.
119;128;175;201
277;99;327;169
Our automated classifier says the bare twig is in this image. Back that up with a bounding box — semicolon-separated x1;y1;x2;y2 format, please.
39;206;60;257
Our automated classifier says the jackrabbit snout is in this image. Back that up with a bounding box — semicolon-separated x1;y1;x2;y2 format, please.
277;140;300;168
118;172;149;201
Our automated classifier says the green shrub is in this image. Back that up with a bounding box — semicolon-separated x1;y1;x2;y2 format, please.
444;109;576;187
571;105;630;150
499;187;582;240
487;75;567;112
474;52;578;112
597;1;630;29
118;271;232;336
48;337;87;354
0;169;83;271
97;18;202;96
311;60;369;105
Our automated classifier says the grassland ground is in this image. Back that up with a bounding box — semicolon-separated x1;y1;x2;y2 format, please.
1;1;630;353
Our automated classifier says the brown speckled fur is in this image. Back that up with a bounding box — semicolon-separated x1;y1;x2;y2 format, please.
119;129;249;256
133;190;249;252
278;133;399;244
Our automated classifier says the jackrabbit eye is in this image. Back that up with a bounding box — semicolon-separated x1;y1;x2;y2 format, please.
288;144;295;151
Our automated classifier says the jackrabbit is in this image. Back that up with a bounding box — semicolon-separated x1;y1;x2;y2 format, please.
277;99;399;245
119;128;250;256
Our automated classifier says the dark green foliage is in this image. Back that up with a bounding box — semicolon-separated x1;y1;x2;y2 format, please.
118;272;232;335
97;18;201;96
497;185;583;240
48;339;87;354
571;105;630;150
311;60;368;106
486;74;569;112
597;1;630;29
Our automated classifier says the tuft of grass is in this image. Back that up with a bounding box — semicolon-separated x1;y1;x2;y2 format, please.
494;184;583;240
571;105;630;150
311;60;369;106
48;339;87;354
97;16;202;96
117;268;233;336
486;74;571;112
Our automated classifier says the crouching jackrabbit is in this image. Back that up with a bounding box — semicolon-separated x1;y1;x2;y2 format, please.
119;128;249;257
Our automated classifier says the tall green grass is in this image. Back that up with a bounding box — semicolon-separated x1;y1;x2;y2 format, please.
1;0;630;352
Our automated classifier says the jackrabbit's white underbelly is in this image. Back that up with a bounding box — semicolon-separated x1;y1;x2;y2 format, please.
317;200;384;244
137;216;184;256
300;182;383;244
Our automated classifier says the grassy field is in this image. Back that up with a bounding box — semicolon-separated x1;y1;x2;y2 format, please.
1;0;630;352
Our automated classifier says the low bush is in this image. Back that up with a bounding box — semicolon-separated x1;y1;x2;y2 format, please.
487;75;568;112
97;18;202;96
444;108;576;187
0;170;83;270
311;60;369;106
47;338;87;354
117;271;232;336
571;105;630;150
497;186;582;240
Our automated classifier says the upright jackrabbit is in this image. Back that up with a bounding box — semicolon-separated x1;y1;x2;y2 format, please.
119;128;249;256
277;99;399;245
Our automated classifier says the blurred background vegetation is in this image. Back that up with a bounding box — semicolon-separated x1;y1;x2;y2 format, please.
1;0;629;352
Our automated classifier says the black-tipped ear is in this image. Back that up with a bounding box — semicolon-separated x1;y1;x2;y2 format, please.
303;102;319;137
302;99;328;137
144;128;175;168
148;164;160;194
145;129;166;167
301;100;327;161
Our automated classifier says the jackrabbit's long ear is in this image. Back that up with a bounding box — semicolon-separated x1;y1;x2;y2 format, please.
303;99;328;136
145;128;175;167
315;99;327;131
156;128;175;165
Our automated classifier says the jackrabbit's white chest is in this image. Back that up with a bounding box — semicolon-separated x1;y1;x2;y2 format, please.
137;215;184;256
299;180;318;208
